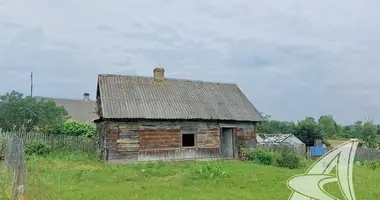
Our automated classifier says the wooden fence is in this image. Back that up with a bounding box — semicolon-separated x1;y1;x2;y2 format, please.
0;132;98;154
245;144;380;162
137;147;221;161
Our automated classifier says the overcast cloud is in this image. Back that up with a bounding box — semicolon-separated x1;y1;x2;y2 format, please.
1;0;380;124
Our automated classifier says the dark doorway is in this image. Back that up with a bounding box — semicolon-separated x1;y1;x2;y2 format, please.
221;128;234;158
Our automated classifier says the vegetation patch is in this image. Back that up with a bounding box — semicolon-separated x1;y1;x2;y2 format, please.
25;141;52;156
10;152;380;200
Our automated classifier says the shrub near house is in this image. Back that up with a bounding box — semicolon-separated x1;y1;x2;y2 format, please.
56;119;96;138
243;148;303;169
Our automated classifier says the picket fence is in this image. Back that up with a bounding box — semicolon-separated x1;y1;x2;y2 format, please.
0;132;98;154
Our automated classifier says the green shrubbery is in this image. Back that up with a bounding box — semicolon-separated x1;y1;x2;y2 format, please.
244;148;380;171
0;138;6;161
59;120;96;138
25;141;51;156
355;160;380;170
46;119;96;138
275;150;302;169
246;149;276;165
244;148;304;169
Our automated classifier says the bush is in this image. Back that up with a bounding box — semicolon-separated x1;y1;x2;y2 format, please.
25;141;51;156
363;160;380;170
48;119;96;138
323;140;331;147
358;140;365;148
276;150;302;169
247;149;276;165
0;138;6;161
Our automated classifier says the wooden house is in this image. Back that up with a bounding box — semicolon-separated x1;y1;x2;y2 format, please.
94;68;264;163
35;93;97;124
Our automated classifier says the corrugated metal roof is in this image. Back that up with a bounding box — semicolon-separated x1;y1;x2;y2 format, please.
257;134;305;145
97;74;264;121
35;96;97;123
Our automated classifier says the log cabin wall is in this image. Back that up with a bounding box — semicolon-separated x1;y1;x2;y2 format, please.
236;123;256;148
102;120;256;163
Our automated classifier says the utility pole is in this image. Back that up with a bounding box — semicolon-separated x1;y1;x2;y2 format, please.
30;72;33;97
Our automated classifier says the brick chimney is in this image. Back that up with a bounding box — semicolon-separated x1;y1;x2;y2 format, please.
153;67;165;82
83;93;90;101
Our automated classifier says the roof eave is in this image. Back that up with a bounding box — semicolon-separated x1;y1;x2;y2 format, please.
101;117;261;123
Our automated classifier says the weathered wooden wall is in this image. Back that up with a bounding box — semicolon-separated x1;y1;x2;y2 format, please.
101;120;256;163
139;121;181;150
105;122;139;161
236;124;256;148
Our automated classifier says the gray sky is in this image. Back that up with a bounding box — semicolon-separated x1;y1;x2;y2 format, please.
1;0;379;125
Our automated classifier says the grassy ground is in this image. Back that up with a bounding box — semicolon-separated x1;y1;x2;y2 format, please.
0;164;8;199
328;139;349;147
0;152;372;199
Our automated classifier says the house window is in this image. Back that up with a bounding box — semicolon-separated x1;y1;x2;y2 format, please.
182;134;195;147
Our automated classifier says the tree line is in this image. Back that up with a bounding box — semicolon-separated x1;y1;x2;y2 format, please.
0;91;95;138
256;114;379;148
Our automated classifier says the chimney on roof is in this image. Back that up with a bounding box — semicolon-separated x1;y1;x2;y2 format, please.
153;67;165;82
83;93;90;101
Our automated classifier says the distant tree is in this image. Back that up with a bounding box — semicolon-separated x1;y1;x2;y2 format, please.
257;120;293;134
340;125;355;138
318;115;338;138
354;121;363;138
293;117;323;146
255;113;295;134
362;121;378;149
0;91;68;132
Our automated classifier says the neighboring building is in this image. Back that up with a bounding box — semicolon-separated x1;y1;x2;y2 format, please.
256;133;306;154
35;93;97;123
94;67;264;163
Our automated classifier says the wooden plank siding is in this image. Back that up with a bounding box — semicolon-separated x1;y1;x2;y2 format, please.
100;120;257;163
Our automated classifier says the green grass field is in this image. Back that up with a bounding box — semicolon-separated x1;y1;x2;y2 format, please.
328;139;349;147
2;152;380;199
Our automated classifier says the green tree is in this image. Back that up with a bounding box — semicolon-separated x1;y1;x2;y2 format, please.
318;115;338;138
256;113;296;134
256;119;295;134
0;91;68;132
340;125;355;138
354;121;363;138
293;117;323;146
362;121;378;149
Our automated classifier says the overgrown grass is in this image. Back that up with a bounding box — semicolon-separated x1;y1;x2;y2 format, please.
0;164;8;199
3;151;380;199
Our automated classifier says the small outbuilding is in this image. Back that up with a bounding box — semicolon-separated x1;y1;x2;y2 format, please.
94;68;264;163
256;133;306;154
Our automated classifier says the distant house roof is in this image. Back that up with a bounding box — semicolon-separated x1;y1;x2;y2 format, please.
35;95;97;123
96;69;264;121
256;134;305;145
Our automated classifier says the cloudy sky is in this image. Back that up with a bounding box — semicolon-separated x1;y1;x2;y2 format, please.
1;0;379;124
